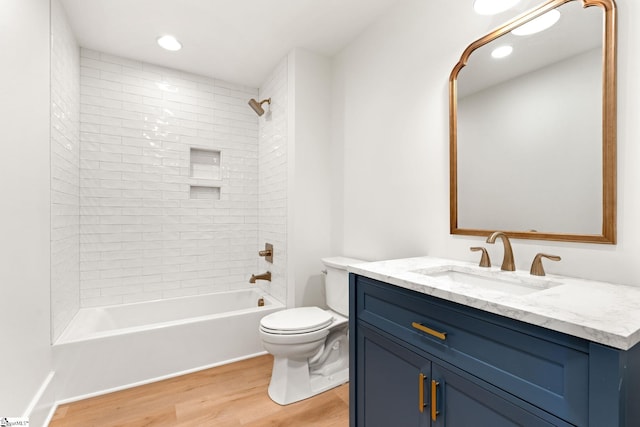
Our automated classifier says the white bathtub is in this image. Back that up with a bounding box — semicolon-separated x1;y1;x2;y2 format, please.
52;289;284;402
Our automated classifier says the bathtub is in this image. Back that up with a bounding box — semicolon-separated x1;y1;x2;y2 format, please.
52;289;284;402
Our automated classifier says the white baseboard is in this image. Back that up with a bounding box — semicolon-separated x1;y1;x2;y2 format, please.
23;371;56;427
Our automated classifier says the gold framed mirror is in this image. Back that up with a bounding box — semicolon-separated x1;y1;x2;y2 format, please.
449;0;616;243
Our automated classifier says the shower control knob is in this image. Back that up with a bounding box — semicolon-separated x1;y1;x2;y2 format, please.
259;243;274;263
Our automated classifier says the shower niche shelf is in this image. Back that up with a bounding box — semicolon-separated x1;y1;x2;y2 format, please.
189;147;222;200
190;185;220;200
190;148;221;179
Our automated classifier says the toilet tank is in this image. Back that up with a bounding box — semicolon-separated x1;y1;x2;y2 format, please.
322;256;365;317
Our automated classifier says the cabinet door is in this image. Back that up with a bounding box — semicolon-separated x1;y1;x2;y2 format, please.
357;323;431;427
431;364;561;427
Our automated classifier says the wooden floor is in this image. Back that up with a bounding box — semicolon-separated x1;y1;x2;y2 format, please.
49;354;349;427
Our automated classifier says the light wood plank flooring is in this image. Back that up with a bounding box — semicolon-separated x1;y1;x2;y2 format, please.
49;354;349;427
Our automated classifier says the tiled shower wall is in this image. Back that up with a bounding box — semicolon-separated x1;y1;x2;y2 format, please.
257;58;289;305
78;49;261;307
51;0;80;341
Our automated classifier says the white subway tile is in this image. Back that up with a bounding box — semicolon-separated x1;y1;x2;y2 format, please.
72;49;269;307
82;295;124;307
81;277;124;290
80;57;122;73
100;284;144;295
122;66;160;81
51;0;81;339
100;161;143;172
123;292;162;304
144;264;180;275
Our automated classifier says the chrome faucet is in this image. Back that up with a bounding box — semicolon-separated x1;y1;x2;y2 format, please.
250;271;271;283
485;231;515;271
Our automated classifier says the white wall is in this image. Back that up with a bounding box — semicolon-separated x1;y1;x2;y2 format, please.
0;0;54;420
333;0;467;262
332;0;640;286
288;49;333;308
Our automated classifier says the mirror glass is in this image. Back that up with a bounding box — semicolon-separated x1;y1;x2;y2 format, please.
450;0;616;243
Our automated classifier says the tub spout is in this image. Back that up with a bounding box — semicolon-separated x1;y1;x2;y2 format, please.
250;271;271;283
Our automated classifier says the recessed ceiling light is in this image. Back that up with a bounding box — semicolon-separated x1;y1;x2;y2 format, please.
473;0;520;16
512;9;561;36
491;45;513;59
157;35;182;51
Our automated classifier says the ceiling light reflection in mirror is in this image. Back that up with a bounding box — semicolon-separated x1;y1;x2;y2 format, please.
491;45;514;58
512;9;561;35
157;35;182;51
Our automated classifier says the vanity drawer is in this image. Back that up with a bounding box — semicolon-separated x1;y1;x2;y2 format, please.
354;275;589;426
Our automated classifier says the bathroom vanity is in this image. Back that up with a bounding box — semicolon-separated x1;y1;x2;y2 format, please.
348;257;640;427
350;0;625;424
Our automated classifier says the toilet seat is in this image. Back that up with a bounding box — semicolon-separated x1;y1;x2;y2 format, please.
260;307;333;335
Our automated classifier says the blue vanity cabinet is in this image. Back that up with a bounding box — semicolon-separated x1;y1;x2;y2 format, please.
356;323;566;427
349;274;640;427
357;323;432;426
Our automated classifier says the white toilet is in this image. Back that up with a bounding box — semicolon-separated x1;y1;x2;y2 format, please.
259;256;363;405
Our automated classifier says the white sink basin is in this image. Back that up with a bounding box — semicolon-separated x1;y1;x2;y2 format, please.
413;265;561;296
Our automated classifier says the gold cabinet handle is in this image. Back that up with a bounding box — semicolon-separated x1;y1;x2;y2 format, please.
418;373;427;413
411;322;447;341
431;380;440;421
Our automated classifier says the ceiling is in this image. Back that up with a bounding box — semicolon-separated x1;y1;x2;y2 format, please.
59;0;400;88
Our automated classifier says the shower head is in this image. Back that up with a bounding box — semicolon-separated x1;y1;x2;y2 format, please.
248;98;271;116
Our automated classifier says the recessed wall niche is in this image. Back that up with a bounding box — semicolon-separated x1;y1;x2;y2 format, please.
189;147;222;200
189;185;221;200
190;148;221;179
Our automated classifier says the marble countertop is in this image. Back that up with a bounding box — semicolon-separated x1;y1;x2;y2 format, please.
349;256;640;350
